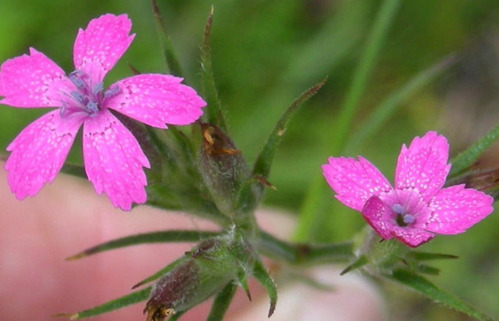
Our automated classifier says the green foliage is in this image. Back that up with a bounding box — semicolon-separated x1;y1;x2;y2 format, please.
0;0;497;320
390;269;494;321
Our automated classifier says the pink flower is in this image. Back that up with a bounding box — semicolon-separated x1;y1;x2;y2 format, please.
322;131;494;247
0;14;206;210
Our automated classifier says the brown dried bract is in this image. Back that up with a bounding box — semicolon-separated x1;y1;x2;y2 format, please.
201;123;240;156
144;304;175;321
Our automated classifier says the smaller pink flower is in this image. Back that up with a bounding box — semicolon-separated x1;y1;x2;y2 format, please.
0;14;206;210
322;131;494;247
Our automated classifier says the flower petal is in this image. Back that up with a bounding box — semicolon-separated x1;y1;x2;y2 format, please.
83;110;150;210
361;196;394;239
322;157;392;211
362;196;435;247
0;48;72;108
73;14;134;84
106;74;206;128
390;226;435;247
426;184;494;234
5;110;83;198
395;131;450;201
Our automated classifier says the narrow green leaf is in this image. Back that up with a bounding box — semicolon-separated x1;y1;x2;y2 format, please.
253;78;327;182
345;55;457;152
62;287;151;319
449;125;499;177
252;259;277;317
200;7;226;130
206;282;238;321
415;264;440;275
238;272;252;301
132;257;185;289
151;0;183;76
390;269;494;321
66;230;218;260
408;251;458;261
257;229;354;265
340;255;369;275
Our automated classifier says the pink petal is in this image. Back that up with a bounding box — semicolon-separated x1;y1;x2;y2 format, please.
426;184;494;234
390;226;435;248
83;110;150;210
0;48;73;108
362;196;435;247
322;157;392;211
361;196;394;239
106;74;206;128
395;131;450;202
5;110;83;198
73;14;134;84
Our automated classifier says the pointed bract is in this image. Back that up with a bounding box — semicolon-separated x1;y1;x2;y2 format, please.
5;110;83;198
324;131;494;247
73;14;134;84
107;74;206;128
83;111;150;211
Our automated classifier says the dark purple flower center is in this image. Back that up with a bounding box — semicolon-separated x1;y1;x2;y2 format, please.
60;70;120;117
392;203;415;227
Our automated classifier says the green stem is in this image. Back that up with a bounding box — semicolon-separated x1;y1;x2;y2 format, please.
256;230;354;265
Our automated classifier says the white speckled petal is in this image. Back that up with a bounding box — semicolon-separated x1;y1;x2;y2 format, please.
106;74;206;128
5;110;83;198
361;196;394;239
0;48;72;108
426;184;494;234
73;14;134;85
390;226;435;247
322;156;393;211
395;131;450;202
83;110;150;210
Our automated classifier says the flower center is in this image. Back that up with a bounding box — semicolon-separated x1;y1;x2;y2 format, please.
392;203;415;227
60;70;120;117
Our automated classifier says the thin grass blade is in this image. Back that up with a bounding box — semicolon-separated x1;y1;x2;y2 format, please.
66;230;218;260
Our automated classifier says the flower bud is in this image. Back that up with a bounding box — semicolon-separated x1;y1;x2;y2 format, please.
144;227;255;320
198;123;252;216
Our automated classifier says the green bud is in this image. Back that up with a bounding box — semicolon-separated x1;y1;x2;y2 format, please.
198;123;251;216
144;227;255;320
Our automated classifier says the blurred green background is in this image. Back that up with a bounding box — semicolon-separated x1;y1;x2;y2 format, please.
0;0;497;320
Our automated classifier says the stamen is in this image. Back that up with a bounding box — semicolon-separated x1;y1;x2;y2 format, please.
92;82;104;97
104;86;121;99
71;91;87;104
403;214;415;225
87;101;99;114
392;204;405;215
68;71;86;91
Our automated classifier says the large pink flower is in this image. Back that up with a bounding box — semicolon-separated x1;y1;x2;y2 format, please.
0;14;206;210
322;131;494;247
